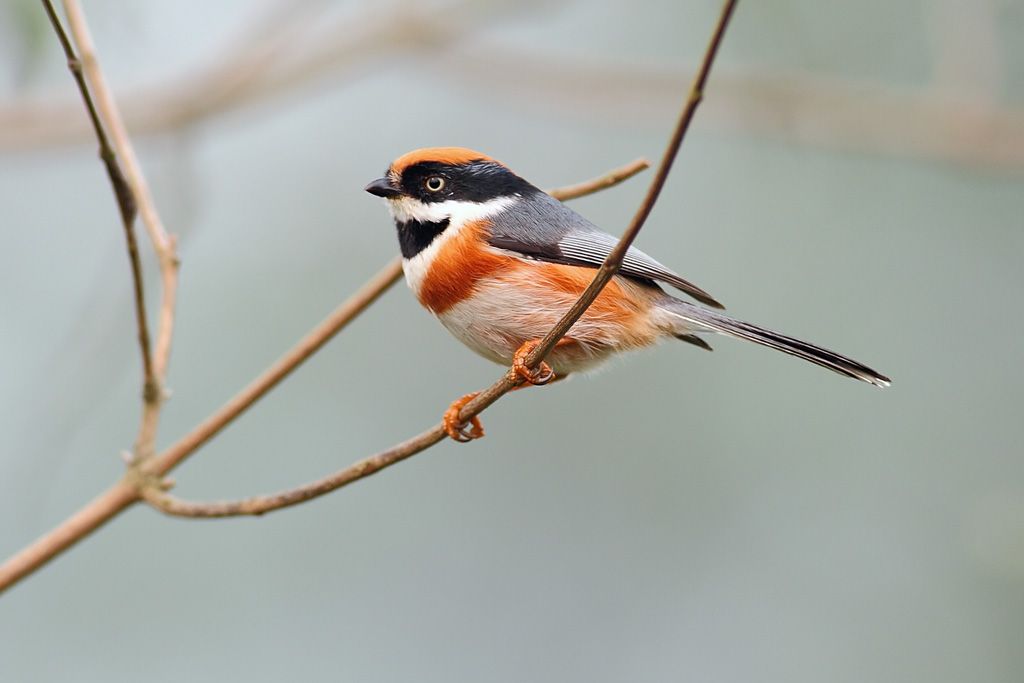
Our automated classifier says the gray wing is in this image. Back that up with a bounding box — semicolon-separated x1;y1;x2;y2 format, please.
488;191;724;309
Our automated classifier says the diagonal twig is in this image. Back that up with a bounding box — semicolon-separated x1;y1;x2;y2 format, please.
435;0;739;445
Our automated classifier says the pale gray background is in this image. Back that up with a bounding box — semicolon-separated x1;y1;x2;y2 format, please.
1;0;1022;681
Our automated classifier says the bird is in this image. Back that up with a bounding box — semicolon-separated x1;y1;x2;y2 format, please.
365;147;890;441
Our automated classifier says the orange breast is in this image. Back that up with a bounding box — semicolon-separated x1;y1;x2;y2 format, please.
418;220;515;314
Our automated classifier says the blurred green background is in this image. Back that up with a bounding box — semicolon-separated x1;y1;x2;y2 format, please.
2;0;1023;680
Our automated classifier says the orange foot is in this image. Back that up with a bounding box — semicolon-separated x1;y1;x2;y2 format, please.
512;339;556;387
443;391;485;442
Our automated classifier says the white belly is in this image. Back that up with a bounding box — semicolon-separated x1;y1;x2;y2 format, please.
434;277;660;375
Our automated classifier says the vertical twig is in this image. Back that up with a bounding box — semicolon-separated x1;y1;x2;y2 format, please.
61;0;181;455
143;257;406;477
521;0;738;368
40;0;154;394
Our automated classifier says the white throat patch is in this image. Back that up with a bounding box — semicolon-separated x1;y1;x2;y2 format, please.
393;195;516;297
387;195;516;226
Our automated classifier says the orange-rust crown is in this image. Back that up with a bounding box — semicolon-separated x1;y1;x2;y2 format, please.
389;147;498;176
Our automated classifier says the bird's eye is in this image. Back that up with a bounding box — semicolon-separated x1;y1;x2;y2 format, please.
425;176;445;192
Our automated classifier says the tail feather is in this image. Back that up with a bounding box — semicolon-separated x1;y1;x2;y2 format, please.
674;333;714;352
663;300;891;387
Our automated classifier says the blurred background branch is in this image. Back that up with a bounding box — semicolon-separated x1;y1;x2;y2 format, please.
2;0;1022;170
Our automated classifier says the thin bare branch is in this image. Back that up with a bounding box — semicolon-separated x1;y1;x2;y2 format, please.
546;158;651;200
4;0;501;151
59;0;181;459
41;0;153;393
143;256;404;477
141;427;447;517
140;0;740;518
61;0;171;259
0;479;140;594
11;2;1024;173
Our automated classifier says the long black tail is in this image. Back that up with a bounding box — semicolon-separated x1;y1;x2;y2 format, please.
662;299;891;387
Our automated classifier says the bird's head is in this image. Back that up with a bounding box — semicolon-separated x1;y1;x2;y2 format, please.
365;147;536;227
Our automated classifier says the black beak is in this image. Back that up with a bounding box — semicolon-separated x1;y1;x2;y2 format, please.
364;177;405;198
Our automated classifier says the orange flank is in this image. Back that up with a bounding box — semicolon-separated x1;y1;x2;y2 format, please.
524;263;662;358
390;147;497;176
532;263;645;323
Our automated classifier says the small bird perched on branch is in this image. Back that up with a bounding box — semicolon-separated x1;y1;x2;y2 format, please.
366;147;889;441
